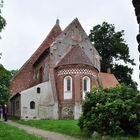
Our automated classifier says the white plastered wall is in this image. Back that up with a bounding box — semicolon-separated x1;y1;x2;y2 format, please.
20;81;58;119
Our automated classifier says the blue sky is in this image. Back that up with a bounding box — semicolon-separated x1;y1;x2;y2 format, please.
0;0;139;89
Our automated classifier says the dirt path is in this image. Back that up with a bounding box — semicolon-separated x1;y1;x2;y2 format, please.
5;120;80;140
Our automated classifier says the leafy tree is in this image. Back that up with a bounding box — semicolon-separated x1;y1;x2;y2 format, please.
0;64;17;105
78;84;140;137
89;22;137;89
0;0;6;37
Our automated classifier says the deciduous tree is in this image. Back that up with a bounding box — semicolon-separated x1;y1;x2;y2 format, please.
78;84;140;137
89;22;137;89
0;0;6;38
0;64;17;105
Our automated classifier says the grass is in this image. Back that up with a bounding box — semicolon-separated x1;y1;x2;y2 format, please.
15;119;140;140
17;119;81;138
0;122;46;140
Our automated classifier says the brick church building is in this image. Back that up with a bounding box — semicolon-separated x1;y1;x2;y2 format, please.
10;18;118;119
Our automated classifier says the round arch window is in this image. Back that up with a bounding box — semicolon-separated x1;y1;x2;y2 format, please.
30;101;35;109
82;76;90;99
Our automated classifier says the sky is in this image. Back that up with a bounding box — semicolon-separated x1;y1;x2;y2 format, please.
0;0;139;90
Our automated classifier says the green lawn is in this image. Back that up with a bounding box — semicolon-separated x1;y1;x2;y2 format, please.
0;122;46;140
17;120;81;138
16;119;140;140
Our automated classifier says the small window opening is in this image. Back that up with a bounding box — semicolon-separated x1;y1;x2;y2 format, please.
30;101;35;109
37;87;40;93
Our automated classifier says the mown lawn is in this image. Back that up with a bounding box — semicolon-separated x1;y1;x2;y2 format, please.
16;119;140;140
17;120;81;138
0;122;46;140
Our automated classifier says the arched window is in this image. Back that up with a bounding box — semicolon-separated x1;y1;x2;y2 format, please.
30;101;35;109
82;76;90;99
64;76;72;99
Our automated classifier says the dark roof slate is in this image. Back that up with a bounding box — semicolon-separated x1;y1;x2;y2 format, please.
57;45;93;67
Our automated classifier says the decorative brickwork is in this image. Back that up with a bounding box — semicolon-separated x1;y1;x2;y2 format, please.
57;68;97;77
10;19;118;119
10;23;62;95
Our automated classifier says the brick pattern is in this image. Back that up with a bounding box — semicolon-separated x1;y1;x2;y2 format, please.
10;19;119;119
10;23;62;95
55;64;99;118
57;45;93;67
57;68;97;77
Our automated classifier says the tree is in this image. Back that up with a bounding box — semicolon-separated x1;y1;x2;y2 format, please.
0;0;6;37
78;84;140;137
89;22;137;89
0;0;6;58
0;64;17;105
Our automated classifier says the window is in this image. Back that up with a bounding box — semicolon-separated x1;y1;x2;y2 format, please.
37;87;41;93
82;76;90;99
15;101;19;110
64;76;72;99
84;79;87;91
39;67;43;83
30;101;35;109
67;77;71;91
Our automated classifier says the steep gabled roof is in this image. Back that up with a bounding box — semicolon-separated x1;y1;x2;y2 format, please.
98;72;119;89
50;18;101;71
56;45;93;67
12;21;62;80
32;21;62;64
62;18;101;58
63;18;84;33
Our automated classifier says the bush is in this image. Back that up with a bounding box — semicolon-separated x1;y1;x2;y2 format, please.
78;84;140;137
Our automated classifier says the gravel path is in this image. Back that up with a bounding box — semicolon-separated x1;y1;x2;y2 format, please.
5;120;80;140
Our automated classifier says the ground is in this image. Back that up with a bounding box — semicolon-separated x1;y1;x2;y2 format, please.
3;119;139;140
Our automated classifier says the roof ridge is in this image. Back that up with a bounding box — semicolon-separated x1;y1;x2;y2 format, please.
11;22;62;81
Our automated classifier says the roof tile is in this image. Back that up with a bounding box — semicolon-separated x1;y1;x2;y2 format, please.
98;72;119;89
57;45;93;67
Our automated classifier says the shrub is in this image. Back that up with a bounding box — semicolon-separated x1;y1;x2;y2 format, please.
78;84;140;137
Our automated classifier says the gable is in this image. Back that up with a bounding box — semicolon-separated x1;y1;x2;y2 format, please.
50;18;101;71
10;22;62;94
56;45;93;67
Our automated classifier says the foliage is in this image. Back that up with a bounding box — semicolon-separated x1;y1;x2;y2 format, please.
89;22;137;89
0;0;6;37
0;122;46;140
0;64;18;105
78;84;140;137
112;64;137;89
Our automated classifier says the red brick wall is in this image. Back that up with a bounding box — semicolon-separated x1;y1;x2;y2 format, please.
55;64;99;105
10;24;62;95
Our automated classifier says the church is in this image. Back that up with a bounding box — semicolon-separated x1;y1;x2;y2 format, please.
10;18;118;119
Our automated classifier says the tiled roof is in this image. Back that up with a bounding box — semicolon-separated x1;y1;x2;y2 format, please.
12;21;62;80
57;45;93;67
98;72;119;89
31;22;62;64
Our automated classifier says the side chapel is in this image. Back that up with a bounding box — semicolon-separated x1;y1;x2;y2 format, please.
10;18;118;119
